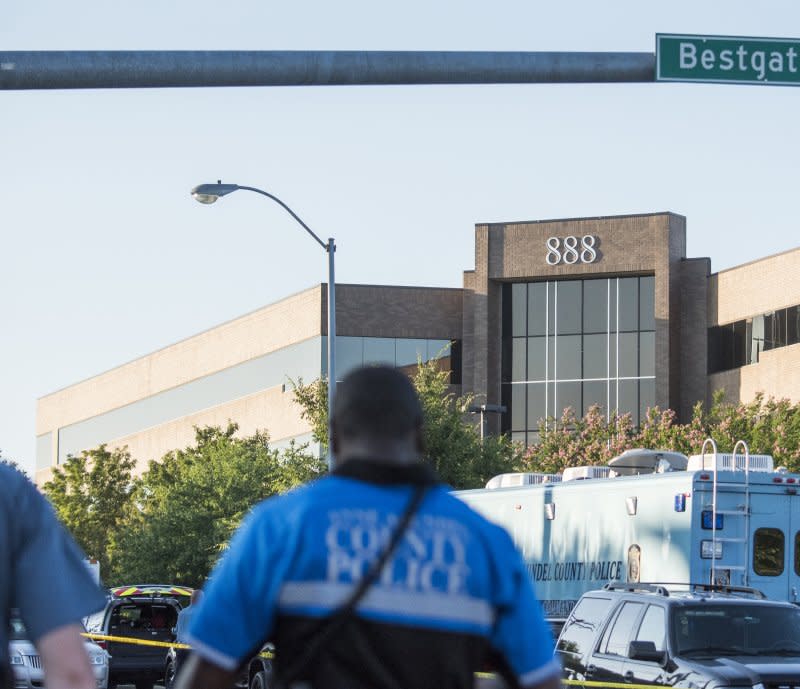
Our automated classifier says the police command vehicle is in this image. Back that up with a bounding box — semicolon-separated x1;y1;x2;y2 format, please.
457;439;800;624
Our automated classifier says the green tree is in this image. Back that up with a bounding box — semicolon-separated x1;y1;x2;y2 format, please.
292;360;522;489
520;391;800;475
43;445;136;582
109;424;324;586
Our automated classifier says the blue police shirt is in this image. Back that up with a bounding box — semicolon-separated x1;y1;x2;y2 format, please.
189;460;559;689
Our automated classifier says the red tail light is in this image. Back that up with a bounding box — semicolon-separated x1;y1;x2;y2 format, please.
94;640;107;650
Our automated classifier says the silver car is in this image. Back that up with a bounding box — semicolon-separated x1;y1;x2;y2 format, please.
8;617;108;689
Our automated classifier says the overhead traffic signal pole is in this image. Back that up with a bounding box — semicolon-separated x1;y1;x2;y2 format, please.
0;51;655;90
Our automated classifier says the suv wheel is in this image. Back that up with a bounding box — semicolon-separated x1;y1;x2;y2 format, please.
250;670;269;689
165;658;177;689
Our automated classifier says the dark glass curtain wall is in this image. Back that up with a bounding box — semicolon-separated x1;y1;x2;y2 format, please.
502;276;656;445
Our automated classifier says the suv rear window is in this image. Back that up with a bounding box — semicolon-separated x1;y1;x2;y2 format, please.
556;596;613;656
110;603;178;633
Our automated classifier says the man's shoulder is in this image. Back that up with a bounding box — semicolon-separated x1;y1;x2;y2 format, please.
244;476;336;527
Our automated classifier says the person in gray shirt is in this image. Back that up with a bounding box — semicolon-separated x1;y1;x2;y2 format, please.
1;464;107;689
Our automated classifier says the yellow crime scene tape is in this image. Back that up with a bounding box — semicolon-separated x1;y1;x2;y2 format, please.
82;634;652;688
81;633;274;658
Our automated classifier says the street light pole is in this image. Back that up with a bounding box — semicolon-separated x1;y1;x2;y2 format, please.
468;403;507;444
190;182;336;470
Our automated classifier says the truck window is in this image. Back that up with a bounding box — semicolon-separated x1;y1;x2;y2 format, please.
556;596;613;656
634;605;666;653
599;602;643;656
754;527;785;576
795;532;800;576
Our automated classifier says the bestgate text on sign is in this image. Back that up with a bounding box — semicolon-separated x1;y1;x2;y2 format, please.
657;34;800;86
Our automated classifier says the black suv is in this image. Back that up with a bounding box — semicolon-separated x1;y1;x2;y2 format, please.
86;592;183;689
556;583;800;687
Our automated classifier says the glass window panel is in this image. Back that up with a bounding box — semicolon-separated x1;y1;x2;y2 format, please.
608;279;618;332
395;339;427;367
754;528;785;576
511;384;526;431
337;336;364;378
639;276;655;331
426;339;451;361
528;431;540;445
527;282;548;336
364;337;396;366
617;379;639;426
618;333;639;378
556;280;582;335
609;379;617;414
527;337;547;381
639;331;655;377
732;320;747;367
511;283;527;337
764;313;776;351
618;277;639;332
556;596;614;656
556;335;582;380
556;381;581;421
527;383;549;430
775;309;786;347
795;531;800;576
750;315;764;364
548;282;556;335
609;334;617;380
639;379;655;422
548;336;556;379
512;338;527;382
788;306;800;346
635;606;666;652
583;334;608;379
583;380;607;417
603;602;644;656
511;431;527;446
583;279;608;334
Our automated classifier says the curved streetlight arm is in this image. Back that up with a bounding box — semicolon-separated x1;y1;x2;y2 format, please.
236;186;328;252
191;180;337;469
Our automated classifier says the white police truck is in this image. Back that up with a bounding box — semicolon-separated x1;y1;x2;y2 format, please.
457;440;800;624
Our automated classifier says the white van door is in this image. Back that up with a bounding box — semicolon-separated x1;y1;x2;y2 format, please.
788;494;800;603
749;491;791;601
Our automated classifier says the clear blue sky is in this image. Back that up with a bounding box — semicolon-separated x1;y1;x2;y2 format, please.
3;1;799;476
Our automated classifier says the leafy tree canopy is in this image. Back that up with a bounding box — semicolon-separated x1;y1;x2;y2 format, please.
522;390;800;474
43;445;136;582
108;424;324;587
293;360;522;489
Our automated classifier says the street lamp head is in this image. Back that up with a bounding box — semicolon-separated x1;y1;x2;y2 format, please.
190;182;240;205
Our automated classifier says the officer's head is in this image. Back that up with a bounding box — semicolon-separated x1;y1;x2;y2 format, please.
331;365;424;466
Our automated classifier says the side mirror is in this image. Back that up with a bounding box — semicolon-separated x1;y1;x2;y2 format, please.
628;640;666;664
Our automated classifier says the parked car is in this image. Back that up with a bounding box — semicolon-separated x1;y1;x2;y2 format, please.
8;614;108;689
85;591;182;689
556;582;800;687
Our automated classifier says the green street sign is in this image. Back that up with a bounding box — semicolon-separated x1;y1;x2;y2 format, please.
657;33;800;86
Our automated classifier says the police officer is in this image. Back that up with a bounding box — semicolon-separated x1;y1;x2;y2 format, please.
1;464;107;689
177;366;561;689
